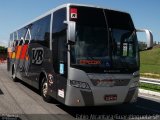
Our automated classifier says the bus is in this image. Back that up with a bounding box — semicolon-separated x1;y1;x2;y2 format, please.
0;47;7;63
7;3;153;106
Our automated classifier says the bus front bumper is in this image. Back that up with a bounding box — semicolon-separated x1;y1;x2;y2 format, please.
65;85;138;106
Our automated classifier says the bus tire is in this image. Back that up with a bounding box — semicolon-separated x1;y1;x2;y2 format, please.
41;77;52;103
12;66;18;82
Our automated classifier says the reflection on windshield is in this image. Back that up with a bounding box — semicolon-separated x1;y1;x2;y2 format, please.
70;26;109;68
69;6;139;73
111;29;139;70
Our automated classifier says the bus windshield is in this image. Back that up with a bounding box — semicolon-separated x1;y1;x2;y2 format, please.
70;6;139;73
110;29;139;72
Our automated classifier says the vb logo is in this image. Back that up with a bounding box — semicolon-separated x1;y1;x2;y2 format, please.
32;48;44;65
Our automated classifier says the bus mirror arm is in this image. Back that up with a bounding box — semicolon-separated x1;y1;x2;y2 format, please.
64;21;76;43
136;29;153;50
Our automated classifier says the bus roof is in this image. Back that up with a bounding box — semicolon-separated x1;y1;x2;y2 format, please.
12;3;129;33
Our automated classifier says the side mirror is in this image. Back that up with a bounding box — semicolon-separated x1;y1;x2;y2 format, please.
136;29;153;50
64;21;76;43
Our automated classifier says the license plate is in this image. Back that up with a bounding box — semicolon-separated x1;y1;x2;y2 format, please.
104;94;117;101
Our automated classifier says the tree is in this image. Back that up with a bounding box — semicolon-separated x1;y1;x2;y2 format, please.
0;46;7;60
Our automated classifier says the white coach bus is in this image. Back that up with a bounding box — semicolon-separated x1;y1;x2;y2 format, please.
8;3;153;106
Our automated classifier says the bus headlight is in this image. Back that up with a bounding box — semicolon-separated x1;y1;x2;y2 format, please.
133;71;140;78
70;80;90;90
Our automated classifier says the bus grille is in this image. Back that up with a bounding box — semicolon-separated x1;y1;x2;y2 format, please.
90;79;130;87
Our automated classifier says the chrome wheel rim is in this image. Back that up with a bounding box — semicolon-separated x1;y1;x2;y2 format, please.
42;81;48;97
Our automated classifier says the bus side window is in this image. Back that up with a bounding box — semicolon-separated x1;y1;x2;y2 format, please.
30;15;51;47
25;29;31;45
14;31;18;41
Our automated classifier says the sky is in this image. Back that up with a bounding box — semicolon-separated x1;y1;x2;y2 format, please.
0;0;159;47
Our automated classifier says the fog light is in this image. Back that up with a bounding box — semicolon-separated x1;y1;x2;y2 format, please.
133;71;140;78
48;74;54;84
76;99;80;103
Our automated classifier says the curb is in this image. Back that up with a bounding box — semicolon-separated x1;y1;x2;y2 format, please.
140;77;160;85
139;88;160;97
140;77;160;82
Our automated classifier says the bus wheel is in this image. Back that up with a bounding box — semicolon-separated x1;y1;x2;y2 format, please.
12;66;18;82
41;77;52;102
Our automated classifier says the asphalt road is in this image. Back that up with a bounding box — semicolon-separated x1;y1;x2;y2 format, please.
0;63;159;120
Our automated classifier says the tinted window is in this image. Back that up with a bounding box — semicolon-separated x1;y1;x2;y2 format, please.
106;10;134;30
18;28;27;40
30;15;51;47
24;30;30;45
52;8;67;64
69;6;138;73
70;6;106;27
10;33;13;41
52;8;66;33
52;8;67;75
25;30;31;40
14;31;18;40
9;33;13;47
70;7;109;73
